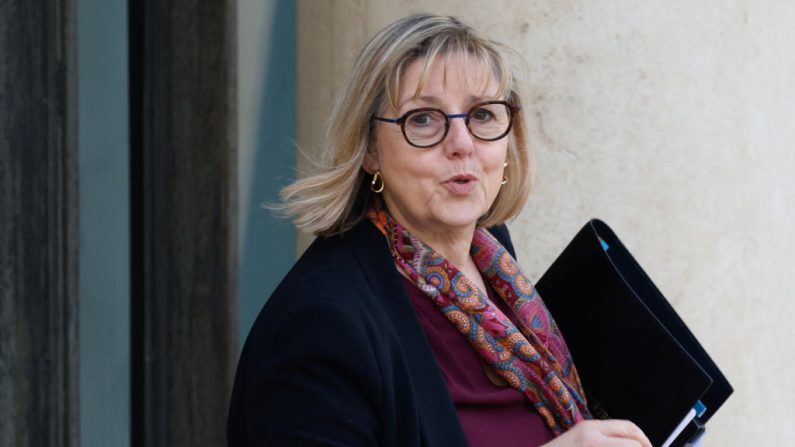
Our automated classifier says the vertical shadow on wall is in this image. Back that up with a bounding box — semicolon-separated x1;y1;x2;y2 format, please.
238;0;297;346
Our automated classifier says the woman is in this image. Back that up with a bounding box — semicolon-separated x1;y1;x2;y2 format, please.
228;14;651;447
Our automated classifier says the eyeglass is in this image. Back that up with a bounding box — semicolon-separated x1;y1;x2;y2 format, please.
372;100;520;148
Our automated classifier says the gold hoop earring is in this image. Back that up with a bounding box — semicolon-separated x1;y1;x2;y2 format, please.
501;161;508;185
370;171;385;193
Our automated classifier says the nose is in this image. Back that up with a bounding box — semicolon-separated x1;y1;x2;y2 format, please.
443;115;475;158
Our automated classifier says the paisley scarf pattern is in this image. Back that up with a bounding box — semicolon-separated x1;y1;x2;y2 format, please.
368;204;591;435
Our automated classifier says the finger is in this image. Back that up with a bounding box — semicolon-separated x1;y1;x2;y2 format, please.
597;419;653;447
599;438;647;447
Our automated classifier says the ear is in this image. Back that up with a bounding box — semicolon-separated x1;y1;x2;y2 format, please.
362;147;380;174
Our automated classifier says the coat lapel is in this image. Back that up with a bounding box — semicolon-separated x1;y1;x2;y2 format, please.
345;221;468;446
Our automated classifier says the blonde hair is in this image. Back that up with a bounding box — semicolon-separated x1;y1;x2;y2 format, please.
279;14;532;236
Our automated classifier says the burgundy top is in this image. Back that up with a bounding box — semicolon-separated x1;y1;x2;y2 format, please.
401;275;555;447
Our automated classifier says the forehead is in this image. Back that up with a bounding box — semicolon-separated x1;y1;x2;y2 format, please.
392;53;504;109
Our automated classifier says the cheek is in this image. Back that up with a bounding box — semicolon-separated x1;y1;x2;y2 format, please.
482;148;508;180
399;167;439;200
380;157;437;207
384;151;436;183
485;168;504;197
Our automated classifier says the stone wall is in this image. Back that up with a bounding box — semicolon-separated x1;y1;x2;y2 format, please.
297;2;795;444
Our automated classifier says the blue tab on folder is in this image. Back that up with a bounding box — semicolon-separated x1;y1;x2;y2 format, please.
693;400;707;418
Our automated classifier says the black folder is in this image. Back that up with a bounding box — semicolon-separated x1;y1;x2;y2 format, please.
535;219;733;447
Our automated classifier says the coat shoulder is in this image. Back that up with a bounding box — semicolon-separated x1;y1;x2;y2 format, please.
487;223;517;259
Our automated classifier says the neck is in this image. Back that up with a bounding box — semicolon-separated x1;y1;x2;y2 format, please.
399;219;476;268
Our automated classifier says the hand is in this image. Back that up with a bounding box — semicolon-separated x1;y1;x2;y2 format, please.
540;419;652;447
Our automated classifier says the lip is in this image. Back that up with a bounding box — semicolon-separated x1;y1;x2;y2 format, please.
442;173;479;195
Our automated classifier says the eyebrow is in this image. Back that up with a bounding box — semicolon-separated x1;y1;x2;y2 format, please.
397;94;499;112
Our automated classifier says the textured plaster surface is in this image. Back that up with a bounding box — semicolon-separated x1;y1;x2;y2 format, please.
297;1;795;445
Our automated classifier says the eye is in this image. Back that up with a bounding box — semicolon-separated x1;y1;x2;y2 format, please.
407;111;438;126
470;107;495;122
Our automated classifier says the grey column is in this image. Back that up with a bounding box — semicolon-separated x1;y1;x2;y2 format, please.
0;1;79;447
130;1;238;446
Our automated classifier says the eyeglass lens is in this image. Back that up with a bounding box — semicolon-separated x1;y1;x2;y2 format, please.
403;103;512;147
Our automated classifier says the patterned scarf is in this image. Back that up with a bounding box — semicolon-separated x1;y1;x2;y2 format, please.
368;203;591;435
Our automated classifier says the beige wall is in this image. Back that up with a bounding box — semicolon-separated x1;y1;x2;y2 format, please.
297;1;795;445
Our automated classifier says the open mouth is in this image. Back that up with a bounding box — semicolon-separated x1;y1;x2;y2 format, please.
443;174;478;195
446;173;478;183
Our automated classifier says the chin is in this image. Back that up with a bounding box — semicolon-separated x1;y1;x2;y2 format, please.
434;205;488;229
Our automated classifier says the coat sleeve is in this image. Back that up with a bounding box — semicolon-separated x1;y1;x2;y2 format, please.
228;297;383;446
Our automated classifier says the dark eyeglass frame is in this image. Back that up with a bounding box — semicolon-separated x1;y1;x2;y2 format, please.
371;100;521;148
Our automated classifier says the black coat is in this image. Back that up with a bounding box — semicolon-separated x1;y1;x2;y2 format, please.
227;220;516;446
